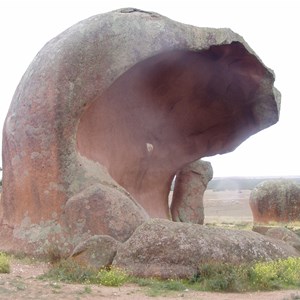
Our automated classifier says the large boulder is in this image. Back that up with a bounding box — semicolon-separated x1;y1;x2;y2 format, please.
64;184;148;242
249;180;300;224
171;160;213;224
113;219;299;279
1;8;280;255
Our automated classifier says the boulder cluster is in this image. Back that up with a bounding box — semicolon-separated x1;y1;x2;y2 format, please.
73;219;299;279
0;8;291;278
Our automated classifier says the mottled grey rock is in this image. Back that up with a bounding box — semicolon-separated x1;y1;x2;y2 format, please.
64;184;148;242
113;219;299;279
249;179;300;223
171;160;213;224
264;227;300;251
71;235;121;269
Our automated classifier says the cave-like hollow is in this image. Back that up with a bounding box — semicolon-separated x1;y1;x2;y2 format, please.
77;42;274;219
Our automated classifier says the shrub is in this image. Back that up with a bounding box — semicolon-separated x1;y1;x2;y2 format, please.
0;252;10;273
193;257;300;292
96;266;128;286
251;257;300;289
196;261;249;292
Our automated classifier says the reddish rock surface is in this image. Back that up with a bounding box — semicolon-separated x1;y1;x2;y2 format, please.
0;8;280;255
171;160;213;224
249;180;300;224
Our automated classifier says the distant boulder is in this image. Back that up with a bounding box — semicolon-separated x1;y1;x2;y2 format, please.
113;219;299;279
249;179;300;223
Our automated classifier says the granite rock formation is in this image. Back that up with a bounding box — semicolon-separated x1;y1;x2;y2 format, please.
249;180;300;224
1;8;280;255
113;219;299;279
171;160;213;224
264;227;300;251
71;235;121;269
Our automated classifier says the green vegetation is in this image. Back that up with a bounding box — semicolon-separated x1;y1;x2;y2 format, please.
96;266;128;286
206;221;253;230
0;252;10;273
132;258;300;294
40;259;128;286
194;261;250;292
40;259;98;283
251;257;300;290
195;258;300;292
40;257;300;295
131;277;188;297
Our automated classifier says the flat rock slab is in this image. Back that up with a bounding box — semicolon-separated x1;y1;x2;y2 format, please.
113;219;299;279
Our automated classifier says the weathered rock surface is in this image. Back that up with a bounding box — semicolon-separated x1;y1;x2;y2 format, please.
113;219;299;279
249;180;300;224
64;184;148;242
71;235;121;269
1;8;280;255
263;227;300;251
171;160;213;224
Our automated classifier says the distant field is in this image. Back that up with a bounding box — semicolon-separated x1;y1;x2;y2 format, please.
169;189;253;224
208;176;300;191
204;189;252;224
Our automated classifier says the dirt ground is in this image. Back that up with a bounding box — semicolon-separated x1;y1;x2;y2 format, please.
0;190;299;299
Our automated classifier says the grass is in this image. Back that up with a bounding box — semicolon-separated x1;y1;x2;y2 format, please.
0;252;10;273
206;221;253;230
39;256;300;296
131;277;188;297
131;257;300;294
39;259;98;284
194;257;300;292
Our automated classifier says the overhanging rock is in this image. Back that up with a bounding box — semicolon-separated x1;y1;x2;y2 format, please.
0;8;280;256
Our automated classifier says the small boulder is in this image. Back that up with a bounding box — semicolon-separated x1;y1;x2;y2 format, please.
264;227;300;251
249;179;300;223
113;219;299;279
171;160;213;224
71;235;121;269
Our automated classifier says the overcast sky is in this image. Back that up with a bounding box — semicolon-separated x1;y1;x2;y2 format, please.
0;0;299;177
